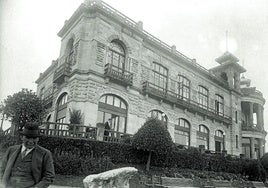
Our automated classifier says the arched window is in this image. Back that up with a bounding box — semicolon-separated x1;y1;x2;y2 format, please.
148;110;168;127
215;130;224;152
178;75;190;100
215;94;224;115
56;93;68;130
198;85;209;109
175;118;190;147
152;62;168;91
107;40;126;73
97;94;127;133
197;124;209;149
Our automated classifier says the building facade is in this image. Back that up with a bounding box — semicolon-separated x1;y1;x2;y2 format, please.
36;0;266;159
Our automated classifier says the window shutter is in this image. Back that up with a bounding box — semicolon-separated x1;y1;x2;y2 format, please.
96;42;106;66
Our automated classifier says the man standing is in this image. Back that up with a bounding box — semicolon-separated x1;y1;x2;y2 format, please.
0;124;55;188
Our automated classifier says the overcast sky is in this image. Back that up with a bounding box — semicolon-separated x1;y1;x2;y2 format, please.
1;0;268;146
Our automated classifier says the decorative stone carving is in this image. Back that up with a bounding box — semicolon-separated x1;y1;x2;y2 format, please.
83;167;138;188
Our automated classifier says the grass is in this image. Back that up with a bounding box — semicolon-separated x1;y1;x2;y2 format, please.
54;174;85;187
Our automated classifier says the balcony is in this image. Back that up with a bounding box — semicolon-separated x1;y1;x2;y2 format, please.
53;62;71;84
241;88;264;101
242;125;266;133
143;81;232;124
104;64;133;86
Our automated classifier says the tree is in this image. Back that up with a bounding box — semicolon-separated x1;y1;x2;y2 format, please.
0;103;4;131
260;153;268;177
132;118;174;171
69;109;82;132
1;88;45;132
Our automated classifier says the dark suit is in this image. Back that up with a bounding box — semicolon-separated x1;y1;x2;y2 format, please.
0;144;55;188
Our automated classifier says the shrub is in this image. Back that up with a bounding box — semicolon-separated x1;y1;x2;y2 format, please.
54;153;115;175
261;152;268;175
241;159;266;182
132;118;174;171
1;134;266;181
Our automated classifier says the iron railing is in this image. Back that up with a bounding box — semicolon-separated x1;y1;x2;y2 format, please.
143;81;232;124
104;63;133;86
39;122;132;143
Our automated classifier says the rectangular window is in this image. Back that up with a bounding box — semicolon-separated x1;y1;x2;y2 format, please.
198;86;208;109
174;130;189;146
178;75;190;100
106;95;113;105
235;111;238;123
152;63;168;91
215;94;224;115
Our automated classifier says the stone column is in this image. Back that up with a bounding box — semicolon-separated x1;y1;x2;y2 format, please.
261;106;264;130
257;104;262;129
96;123;105;141
227;72;234;88
260;139;264;158
250;137;255;159
223;134;226;151
249;102;253;127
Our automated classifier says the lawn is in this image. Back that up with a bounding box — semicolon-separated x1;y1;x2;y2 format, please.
53;174;84;187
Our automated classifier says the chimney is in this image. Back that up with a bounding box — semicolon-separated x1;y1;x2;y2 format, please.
137;21;143;30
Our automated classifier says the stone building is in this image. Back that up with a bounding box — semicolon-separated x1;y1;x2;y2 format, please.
35;0;266;159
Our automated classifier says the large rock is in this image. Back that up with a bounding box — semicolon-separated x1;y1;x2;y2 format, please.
83;167;138;188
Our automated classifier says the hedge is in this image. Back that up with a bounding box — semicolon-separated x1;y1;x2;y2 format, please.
0;135;266;181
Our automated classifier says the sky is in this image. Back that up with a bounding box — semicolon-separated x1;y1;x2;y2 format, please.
0;0;268;147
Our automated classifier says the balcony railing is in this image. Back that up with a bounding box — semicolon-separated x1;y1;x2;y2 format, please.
103;129;133;143
53;62;71;84
39;122;132;143
104;63;133;86
53;53;74;84
143;81;232;124
241;88;264;100
241;125;266;135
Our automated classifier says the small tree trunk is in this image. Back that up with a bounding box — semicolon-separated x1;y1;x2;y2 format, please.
146;151;152;171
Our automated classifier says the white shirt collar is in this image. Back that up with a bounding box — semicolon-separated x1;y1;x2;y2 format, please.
21;144;34;154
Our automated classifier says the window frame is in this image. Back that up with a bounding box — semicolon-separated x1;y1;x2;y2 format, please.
198;85;209;109
175;118;190;146
197;124;209;149
97;94;128;133
107;40;126;73
215;94;224;115
55;93;68;129
152;62;168;91
178;75;190;100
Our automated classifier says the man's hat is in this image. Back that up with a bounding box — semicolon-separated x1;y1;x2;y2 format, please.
20;124;40;138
